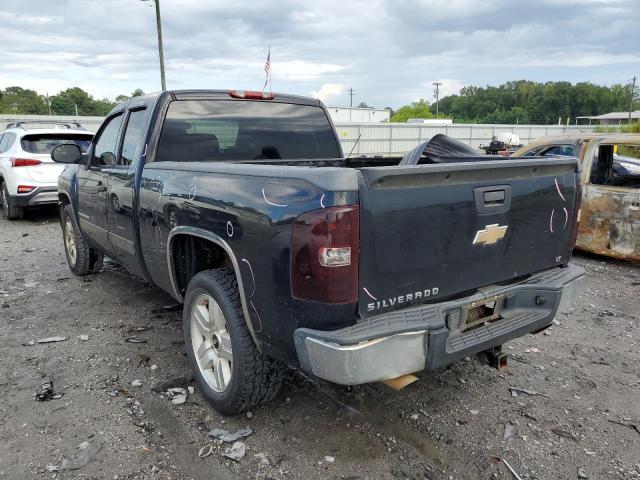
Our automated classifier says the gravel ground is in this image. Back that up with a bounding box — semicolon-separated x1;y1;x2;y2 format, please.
0;207;639;480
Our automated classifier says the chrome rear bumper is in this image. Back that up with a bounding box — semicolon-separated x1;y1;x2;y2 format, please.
294;264;585;385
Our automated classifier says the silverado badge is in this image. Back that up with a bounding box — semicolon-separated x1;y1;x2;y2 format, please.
473;224;508;245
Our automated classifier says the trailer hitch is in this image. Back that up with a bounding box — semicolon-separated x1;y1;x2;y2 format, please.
483;345;508;370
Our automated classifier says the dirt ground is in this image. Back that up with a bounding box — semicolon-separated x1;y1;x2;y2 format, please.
1;207;639;480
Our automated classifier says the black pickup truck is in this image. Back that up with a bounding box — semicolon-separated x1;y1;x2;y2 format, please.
54;90;584;414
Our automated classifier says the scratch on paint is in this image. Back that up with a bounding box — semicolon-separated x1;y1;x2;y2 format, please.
226;221;234;237
241;258;255;298
188;176;198;201
563;207;569;229
249;300;262;333
320;194;326;208
550;209;554;233
554;178;566;202
262;188;288;207
363;287;377;301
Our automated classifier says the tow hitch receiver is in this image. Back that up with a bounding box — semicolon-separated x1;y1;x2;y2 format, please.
483;345;508;370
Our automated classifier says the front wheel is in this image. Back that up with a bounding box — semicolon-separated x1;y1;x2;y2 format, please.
61;205;103;275
183;268;285;415
1;182;23;220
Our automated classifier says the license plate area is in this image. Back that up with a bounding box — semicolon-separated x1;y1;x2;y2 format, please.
460;296;504;332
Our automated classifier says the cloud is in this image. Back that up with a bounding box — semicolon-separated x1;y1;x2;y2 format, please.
0;0;637;108
310;83;344;102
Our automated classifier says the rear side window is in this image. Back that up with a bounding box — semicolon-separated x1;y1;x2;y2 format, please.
156;100;341;162
21;134;93;154
0;132;16;153
541;145;577;157
119;109;149;167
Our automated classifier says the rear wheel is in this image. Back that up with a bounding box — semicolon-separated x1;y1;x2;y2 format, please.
183;268;285;415
61;204;103;275
1;182;24;220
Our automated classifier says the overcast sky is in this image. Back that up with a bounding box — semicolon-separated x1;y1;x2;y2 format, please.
0;0;638;108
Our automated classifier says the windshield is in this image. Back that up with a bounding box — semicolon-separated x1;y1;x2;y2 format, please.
21;133;93;154
156;99;341;162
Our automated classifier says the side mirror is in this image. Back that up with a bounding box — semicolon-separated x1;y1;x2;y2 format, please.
51;143;82;164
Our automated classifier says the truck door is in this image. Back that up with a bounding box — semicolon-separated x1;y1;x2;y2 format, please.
106;105;150;275
77;112;124;253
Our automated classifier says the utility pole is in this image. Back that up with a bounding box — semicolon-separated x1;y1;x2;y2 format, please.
154;0;166;90
629;76;636;122
347;88;355;108
432;81;442;116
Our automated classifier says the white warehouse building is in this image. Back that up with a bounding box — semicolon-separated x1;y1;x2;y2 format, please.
326;106;390;123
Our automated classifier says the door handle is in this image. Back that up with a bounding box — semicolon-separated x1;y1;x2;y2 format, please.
96;183;107;192
474;185;512;214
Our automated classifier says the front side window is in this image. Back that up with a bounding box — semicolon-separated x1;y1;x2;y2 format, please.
93;114;123;167
119;109;148;167
541;145;577;157
156;100;341;162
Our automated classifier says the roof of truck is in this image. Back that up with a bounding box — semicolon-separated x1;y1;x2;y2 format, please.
110;89;321;117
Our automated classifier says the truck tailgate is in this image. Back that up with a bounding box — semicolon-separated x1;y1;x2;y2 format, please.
357;158;579;317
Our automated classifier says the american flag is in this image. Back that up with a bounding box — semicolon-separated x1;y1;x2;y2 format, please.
263;46;271;91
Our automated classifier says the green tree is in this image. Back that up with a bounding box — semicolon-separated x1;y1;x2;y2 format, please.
390;99;433;122
0;86;48;114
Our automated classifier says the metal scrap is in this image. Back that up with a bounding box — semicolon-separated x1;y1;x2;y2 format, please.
509;387;551;398
35;377;59;401
608;419;640;436
208;426;254;443
502;458;523;480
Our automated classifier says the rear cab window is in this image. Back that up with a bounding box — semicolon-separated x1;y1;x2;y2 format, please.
21;134;93;154
155;100;341;162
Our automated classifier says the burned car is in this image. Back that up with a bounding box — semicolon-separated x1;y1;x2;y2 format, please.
512;133;640;261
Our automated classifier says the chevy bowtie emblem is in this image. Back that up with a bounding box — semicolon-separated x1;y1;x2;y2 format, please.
473;224;508;245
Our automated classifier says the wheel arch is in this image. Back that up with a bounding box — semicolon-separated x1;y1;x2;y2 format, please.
167;226;261;350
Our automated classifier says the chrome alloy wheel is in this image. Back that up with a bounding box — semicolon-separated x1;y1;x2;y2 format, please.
190;294;233;392
64;217;77;266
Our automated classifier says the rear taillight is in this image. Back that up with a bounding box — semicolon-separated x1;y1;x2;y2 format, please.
228;90;274;100
17;185;35;193
291;206;359;304
11;158;41;167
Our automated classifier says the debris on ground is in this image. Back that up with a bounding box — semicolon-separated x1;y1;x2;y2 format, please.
607;419;640;436
131;379;142;387
223;441;246;462
198;445;213;458
509;387;551;398
324;455;335;463
577;467;589;478
166;387;187;405
125;337;147;344
151;304;182;314
503;423;514;442
77;334;89;341
151;375;192;393
502;458;523;480
254;452;270;465
48;440;103;471
34;377;60;401
551;426;579;442
208;427;254;442
36;336;68;344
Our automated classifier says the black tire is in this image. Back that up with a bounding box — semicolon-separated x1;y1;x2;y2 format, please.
1;182;24;220
61;204;104;275
183;268;285;415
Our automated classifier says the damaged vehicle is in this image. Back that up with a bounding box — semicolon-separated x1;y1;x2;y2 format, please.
55;90;584;414
512;133;640;261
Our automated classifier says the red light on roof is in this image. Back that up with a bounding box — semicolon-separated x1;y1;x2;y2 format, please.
228;90;274;100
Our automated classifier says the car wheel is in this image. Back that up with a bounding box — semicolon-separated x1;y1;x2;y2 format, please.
61;204;104;275
183;268;285;415
1;182;24;220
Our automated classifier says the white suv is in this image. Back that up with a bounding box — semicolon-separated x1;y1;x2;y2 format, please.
0;122;93;219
